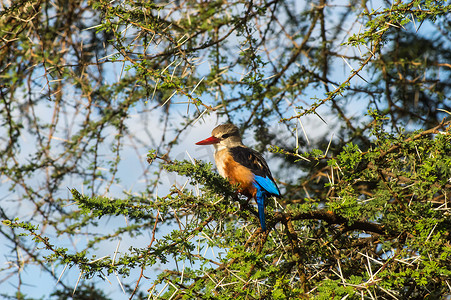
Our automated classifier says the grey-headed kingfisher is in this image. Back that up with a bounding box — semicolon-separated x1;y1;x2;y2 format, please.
196;124;281;231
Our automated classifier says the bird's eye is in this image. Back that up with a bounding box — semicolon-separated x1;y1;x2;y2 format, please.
221;133;230;139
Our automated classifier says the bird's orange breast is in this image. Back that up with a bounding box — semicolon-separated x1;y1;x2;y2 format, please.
215;150;257;198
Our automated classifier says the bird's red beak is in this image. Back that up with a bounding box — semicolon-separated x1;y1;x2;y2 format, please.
195;136;220;145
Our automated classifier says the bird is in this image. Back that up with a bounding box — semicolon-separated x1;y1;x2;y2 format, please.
195;124;281;231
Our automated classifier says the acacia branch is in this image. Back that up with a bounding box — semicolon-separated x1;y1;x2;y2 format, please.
275;209;385;235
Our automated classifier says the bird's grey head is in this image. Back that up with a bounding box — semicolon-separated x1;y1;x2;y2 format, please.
195;123;243;151
211;124;243;149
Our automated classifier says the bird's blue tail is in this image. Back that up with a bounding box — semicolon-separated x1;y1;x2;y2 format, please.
253;175;281;231
255;188;266;231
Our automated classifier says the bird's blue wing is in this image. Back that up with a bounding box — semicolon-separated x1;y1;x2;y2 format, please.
229;145;281;231
254;175;280;196
229;146;281;197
